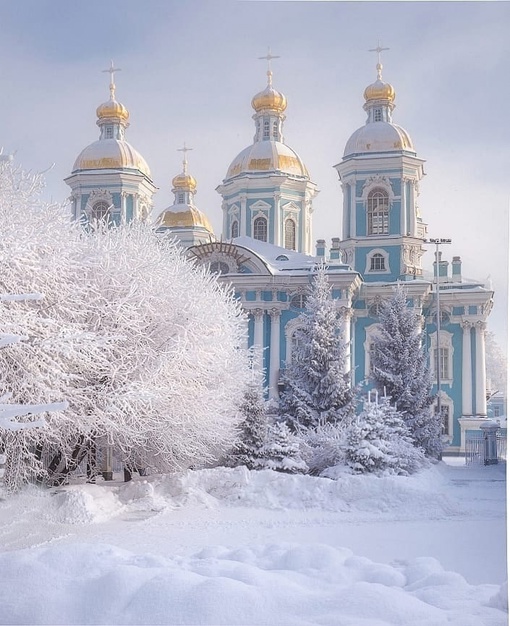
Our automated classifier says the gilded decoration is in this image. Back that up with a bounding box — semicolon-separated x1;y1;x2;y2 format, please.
248;158;271;170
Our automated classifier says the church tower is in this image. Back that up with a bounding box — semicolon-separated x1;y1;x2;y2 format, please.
65;62;157;226
154;144;215;247
335;49;427;281
216;51;317;254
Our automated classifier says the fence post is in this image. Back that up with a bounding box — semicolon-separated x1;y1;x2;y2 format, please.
480;421;499;466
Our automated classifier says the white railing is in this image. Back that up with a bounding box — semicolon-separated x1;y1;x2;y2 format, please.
465;430;506;464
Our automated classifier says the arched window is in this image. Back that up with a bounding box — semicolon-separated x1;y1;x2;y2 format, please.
290;294;307;310
284;218;296;250
370;253;386;271
209;261;230;275
231;219;239;239
91;201;110;222
367;188;389;235
253;216;268;242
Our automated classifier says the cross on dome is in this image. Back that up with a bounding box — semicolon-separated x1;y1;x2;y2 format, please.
177;142;193;174
258;47;280;86
368;43;389;79
102;60;122;100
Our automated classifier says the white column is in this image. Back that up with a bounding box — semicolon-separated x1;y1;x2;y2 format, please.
400;178;407;235
274;193;281;247
409;180;418;236
121;192;127;224
240;194;247;237
269;308;281;400
341;307;352;375
349;184;356;238
461;322;473;416
253;308;265;374
475;321;487;415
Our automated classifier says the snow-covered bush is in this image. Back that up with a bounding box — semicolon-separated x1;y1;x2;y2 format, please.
304;423;348;476
0;159;250;489
279;266;355;433
344;397;427;476
263;422;308;474
370;284;439;458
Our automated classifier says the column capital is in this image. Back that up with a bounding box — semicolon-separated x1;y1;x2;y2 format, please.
475;320;487;332
253;308;265;319
269;307;281;320
462;320;473;331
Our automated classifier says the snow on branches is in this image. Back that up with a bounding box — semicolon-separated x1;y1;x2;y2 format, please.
369;284;439;458
279;265;355;433
0;158;250;490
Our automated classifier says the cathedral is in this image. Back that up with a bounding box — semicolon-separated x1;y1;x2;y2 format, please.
65;56;494;455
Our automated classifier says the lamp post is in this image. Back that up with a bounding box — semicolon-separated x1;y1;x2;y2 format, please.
424;238;452;428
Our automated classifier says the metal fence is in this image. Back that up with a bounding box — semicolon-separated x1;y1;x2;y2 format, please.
465;430;507;465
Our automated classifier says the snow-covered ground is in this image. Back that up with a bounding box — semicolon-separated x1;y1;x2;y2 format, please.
0;459;506;625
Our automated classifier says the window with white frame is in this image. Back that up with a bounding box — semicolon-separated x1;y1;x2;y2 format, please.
367;188;389;235
494;405;501;418
253;216;268;242
440;404;450;435
231;220;239;239
365;249;390;275
91;201;110;222
105;126;114;139
370;253;385;271
273;121;279;139
434;347;450;380
177;192;185;204
263;120;270;139
374;108;382;122
284;218;296;250
289;294;307;310
429;330;454;384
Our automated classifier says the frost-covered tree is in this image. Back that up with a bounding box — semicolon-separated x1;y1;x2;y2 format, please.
263;422;308;474
279;266;355;433
345;396;426;475
485;331;507;395
0;158;250;489
223;364;268;470
370;285;439;457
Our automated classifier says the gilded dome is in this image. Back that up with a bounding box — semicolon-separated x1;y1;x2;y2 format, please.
156;206;213;233
96;98;130;122
226;140;308;179
364;79;395;103
72;139;151;177
344;122;414;157
251;85;287;113
172;172;197;191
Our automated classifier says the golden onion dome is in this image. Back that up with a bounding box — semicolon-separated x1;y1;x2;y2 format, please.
364;63;395;103
96;98;130;123
72;139;151;177
251;69;287;113
156;206;213;233
172;172;197;191
251;85;287;113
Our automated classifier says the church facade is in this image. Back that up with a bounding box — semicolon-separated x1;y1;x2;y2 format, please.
66;57;493;455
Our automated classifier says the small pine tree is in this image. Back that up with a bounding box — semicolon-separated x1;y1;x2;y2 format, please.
279;266;355;433
263;422;308;474
345;396;426;475
370;285;440;458
224;379;268;470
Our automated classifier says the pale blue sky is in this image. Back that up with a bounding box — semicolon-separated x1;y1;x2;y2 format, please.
0;1;507;346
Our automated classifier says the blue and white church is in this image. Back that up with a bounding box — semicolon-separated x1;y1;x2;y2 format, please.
66;56;494;455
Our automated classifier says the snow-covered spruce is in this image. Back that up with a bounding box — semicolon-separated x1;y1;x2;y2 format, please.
342;397;427;476
279;265;355;433
223;370;269;470
370;284;439;458
262;422;308;474
0;159;250;490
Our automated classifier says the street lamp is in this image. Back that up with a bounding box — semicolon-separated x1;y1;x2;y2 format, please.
424;238;452;427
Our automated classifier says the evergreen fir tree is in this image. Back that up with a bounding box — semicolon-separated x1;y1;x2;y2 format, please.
224;378;268;470
370;285;440;457
345;396;426;475
279;266;355;433
262;422;308;474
